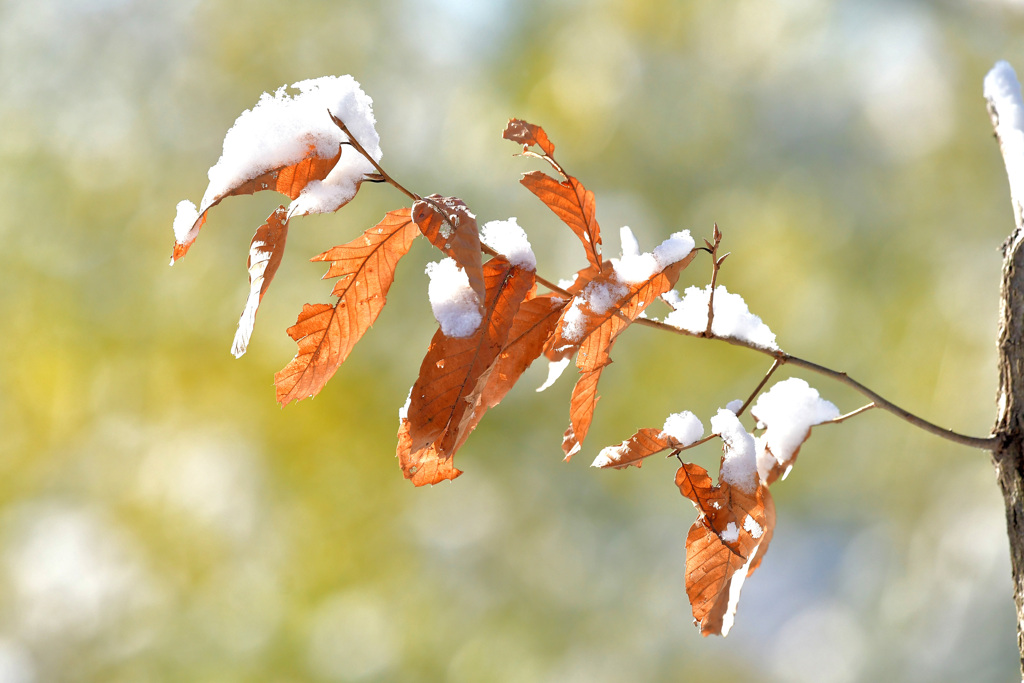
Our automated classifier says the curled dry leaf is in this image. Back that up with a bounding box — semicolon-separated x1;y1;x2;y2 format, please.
412;195;486;305
400;257;536;485
232;205;290;358
275;208;419;405
677;462;773;637
502;118;556;157
172;145;342;263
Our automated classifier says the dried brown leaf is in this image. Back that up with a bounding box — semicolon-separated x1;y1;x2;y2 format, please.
593;428;675;470
678;460;771;637
502;119;556;157
275;208;419;405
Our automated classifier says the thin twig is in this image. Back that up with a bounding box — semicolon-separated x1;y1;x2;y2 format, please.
704;224;723;337
736;359;782;417
633;315;996;450
825;403;876;425
330;111;419;202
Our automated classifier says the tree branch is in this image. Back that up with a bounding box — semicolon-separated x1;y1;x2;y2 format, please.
334;110;997;453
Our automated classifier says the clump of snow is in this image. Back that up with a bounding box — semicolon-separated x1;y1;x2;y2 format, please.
710;409;758;493
536;358;571;392
985;61;1024;208
743;514;763;539
725;399;744;414
560;298;588;343
584;279;628;315
480;218;536;270
663;285;779;351
612;228;695;285
751;378;839;481
720;522;739;543
425;258;482;338
172;200;199;245
197;75;380;219
660;411;704;446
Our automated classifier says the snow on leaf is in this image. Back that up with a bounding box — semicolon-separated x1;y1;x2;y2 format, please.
502;118;556;157
402;257;535;483
565;251;697;374
232;205;289;358
520;170;602;271
275;208;419;406
171;75;380;263
412;195;486;305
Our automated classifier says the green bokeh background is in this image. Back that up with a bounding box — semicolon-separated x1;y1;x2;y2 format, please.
2;0;1023;681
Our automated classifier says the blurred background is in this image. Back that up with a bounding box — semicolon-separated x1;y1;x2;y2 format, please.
2;0;1023;680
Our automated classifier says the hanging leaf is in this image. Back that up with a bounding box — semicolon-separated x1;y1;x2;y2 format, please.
231;206;291;358
401;257;535;484
275;208;419;405
677;459;772;637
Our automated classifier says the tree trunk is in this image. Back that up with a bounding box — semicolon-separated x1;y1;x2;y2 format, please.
987;61;1024;676
993;224;1024;676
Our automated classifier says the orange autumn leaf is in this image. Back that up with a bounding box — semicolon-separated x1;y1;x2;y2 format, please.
171;145;342;263
401;257;535;484
397;418;462;487
232;205;290;358
562;367;603;459
412;195;486;305
520;170;602;271
275;208;419;405
502;118;556;157
572;255;696;373
451;293;569;455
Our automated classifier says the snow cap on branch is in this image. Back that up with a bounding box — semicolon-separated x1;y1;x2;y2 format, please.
663;285;779;351
752;378;838;481
660;411;704;446
711;408;758;493
985;61;1024;213
480;218;536;270
612;227;695;285
425;258;482;338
